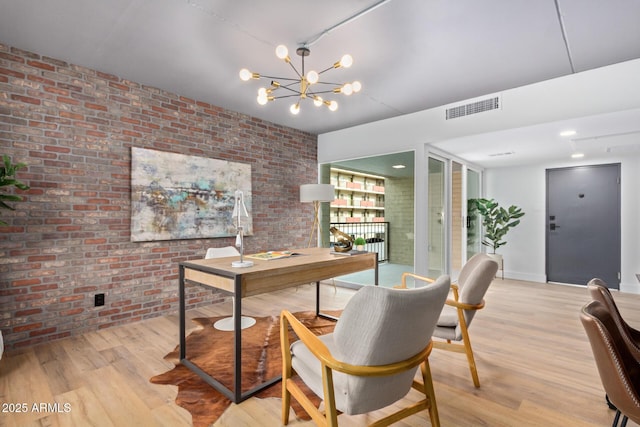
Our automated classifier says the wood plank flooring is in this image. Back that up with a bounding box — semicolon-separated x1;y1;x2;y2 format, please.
1;279;639;426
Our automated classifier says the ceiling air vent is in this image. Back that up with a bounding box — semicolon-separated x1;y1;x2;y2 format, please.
446;96;501;120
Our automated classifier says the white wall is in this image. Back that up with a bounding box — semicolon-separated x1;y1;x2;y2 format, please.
318;59;640;292
484;165;546;283
319;59;640;163
485;155;640;293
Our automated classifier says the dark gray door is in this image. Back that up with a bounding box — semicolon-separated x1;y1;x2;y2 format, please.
546;164;620;288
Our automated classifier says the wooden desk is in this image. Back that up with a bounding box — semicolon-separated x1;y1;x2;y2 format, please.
178;247;378;403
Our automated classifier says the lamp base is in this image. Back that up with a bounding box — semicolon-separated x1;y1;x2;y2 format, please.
231;260;254;268
213;316;257;331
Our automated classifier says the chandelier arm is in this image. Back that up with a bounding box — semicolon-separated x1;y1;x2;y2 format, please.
279;81;299;89
286;61;303;79
308;89;339;95
314;81;344;86
317;66;338;75
272;94;304;100
277;86;303;95
259;75;300;82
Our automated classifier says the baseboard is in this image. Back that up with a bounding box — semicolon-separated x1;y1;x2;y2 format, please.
502;271;547;283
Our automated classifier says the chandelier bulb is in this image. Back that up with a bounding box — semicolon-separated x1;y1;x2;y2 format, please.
352;81;362;92
307;70;319;84
340;54;353;68
275;44;290;62
239;68;252;81
313;96;323;107
342;83;353;96
328;100;338;111
258;87;274;105
290;103;301;115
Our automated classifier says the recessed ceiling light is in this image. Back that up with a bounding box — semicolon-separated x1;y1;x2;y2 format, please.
392;164;406;169
571;153;585;159
487;151;515;157
560;130;577;137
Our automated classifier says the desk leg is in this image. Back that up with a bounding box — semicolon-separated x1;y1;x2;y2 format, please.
233;276;242;403
315;281;320;316
179;265;186;359
179;269;278;403
316;281;338;321
375;252;379;286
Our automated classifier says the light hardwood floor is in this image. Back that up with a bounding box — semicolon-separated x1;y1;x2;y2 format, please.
1;279;639;427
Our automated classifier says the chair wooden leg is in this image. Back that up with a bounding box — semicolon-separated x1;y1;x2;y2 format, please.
421;359;440;427
281;313;292;425
459;321;480;387
321;366;339;427
282;381;291;425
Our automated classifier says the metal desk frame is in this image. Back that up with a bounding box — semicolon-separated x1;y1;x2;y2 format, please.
178;248;378;403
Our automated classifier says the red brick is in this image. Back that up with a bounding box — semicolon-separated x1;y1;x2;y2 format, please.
59;308;84;316
0;67;25;78
30;327;58;337
14;322;43;333
12;278;42;287
27;60;56;71
11;94;41;105
85;102;107;111
60;295;84;303
15;308;43;317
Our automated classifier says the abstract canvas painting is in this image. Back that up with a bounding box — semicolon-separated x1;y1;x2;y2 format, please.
131;147;252;242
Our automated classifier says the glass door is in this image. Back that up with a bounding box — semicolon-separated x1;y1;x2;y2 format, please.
466;168;482;260
450;161;464;277
427;157;446;278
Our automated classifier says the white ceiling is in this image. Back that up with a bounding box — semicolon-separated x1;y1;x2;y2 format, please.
1;0;639;167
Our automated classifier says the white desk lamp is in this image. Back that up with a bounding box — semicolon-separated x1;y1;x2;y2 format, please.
231;190;254;268
300;184;335;247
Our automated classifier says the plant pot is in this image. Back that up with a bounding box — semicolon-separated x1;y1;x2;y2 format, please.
356;245;365;251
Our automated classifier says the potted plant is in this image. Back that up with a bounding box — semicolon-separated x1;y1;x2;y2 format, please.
1;154;30;226
354;237;366;251
471;198;524;262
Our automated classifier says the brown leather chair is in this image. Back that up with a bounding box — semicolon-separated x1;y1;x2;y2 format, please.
587;278;640;411
588;278;640;359
580;300;640;427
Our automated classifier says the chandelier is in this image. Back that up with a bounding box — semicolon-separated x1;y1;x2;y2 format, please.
239;44;361;115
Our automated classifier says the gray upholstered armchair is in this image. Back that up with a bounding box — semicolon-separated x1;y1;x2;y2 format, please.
280;276;450;427
431;253;499;387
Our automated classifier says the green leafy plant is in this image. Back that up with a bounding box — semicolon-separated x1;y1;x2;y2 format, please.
470;198;524;254
354;237;366;246
1;155;30;226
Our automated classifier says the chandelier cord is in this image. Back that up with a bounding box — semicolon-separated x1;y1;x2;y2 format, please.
301;0;394;47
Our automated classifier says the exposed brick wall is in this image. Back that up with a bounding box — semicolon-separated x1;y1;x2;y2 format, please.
0;44;318;350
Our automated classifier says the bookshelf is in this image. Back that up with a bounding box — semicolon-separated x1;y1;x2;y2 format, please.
330;168;385;223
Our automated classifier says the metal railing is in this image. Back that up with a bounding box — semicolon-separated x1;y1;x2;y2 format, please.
329;222;389;262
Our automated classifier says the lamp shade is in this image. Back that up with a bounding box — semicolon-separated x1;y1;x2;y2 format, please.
300;184;335;203
232;190;249;218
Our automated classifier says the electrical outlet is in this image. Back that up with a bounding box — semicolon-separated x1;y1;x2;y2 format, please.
94;293;105;307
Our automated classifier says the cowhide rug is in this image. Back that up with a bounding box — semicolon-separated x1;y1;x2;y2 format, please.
150;311;339;427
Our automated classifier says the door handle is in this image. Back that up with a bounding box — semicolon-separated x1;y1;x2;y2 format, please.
550;223;560;231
